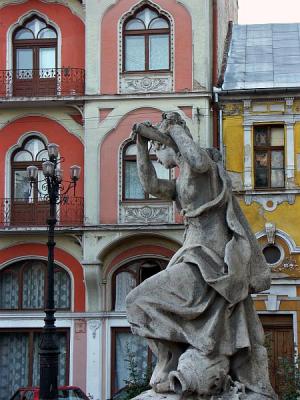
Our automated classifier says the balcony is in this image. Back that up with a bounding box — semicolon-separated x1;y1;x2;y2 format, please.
0;197;84;227
0;68;85;98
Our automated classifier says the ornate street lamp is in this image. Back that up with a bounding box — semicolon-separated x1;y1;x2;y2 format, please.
27;143;81;400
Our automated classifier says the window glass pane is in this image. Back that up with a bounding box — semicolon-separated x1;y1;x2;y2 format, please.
14;171;32;201
254;127;269;146
271;151;284;169
15;28;34;40
25;18;46;37
16;49;33;79
39;48;56;78
271;169;284;187
13;150;33;162
38;28;57;39
115;272;136;311
125;36;145;71
32;332;67;386
24;138;45;158
37;170;48;201
149;18;169;29
22;262;45;309
271;127;284;146
0;271;19;309
263;245;281;264
125;19;145;30
54;269;71;309
0;333;29;400
125;144;137;156
114;331;149;393
136;8;158;28
125;161;144;199
36;149;48;161
153;160;170;179
255;151;269;188
149;34;169;70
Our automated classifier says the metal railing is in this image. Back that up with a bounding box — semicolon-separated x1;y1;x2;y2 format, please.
0;68;85;97
0;197;84;227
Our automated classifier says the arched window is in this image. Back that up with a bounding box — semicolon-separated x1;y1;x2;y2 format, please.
13;16;57;96
111;257;167;396
123;6;170;72
0;260;71;310
122;142;170;200
112;258;167;311
11;136;49;225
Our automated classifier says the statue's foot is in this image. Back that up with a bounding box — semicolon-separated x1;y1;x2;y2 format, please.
150;344;182;391
152;381;171;393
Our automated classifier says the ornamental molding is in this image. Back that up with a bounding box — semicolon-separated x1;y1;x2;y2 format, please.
120;204;172;224
244;193;296;211
87;319;101;339
120;75;172;93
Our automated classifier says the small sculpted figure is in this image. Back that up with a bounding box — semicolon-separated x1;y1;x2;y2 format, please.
126;112;277;399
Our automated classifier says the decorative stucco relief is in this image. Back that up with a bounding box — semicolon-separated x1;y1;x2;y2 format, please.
120;204;172;224
244;193;296;211
120;75;172;93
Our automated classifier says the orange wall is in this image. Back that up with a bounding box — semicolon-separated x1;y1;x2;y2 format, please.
100;108;162;224
0;243;85;311
0;0;84;69
0;116;84;199
101;0;193;94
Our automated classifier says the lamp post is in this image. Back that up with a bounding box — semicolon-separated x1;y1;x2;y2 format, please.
27;143;81;400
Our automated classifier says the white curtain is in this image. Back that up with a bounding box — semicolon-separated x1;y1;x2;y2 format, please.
115;272;136;311
22;262;45;309
0;271;19;308
125;162;144;199
0;333;29;400
54;269;71;309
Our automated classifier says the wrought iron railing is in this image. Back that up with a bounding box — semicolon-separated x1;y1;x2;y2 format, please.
0;68;85;97
0;197;84;227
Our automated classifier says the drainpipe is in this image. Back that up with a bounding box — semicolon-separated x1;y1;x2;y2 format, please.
214;88;224;163
212;0;219;148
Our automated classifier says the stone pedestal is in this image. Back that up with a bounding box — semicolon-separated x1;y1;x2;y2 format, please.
131;388;271;400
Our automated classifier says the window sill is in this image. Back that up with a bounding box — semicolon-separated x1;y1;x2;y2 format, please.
120;71;173;94
236;189;299;211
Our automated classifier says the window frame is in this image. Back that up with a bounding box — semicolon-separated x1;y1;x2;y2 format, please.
122;141;171;202
110;326;154;396
253;124;285;190
122;6;171;74
0;328;70;389
0;260;71;311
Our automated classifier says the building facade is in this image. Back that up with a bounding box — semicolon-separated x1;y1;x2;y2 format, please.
0;0;238;399
217;22;300;396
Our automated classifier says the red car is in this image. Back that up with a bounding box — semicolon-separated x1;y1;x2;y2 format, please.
9;386;90;400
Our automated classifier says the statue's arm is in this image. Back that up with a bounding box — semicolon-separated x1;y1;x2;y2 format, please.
169;125;212;173
136;135;176;201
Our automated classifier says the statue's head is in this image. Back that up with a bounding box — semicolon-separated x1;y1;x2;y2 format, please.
158;112;192;139
151;140;178;169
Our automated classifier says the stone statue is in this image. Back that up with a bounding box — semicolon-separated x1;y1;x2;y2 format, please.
126;112;277;400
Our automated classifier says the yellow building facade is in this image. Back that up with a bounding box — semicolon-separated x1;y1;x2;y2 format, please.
217;22;300;395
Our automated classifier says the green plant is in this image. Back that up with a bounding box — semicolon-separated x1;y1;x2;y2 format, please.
277;356;300;400
122;343;152;400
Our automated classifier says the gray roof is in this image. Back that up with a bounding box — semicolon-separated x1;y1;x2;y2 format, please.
222;23;300;90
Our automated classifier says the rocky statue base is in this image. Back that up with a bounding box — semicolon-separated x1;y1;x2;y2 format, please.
131;385;266;400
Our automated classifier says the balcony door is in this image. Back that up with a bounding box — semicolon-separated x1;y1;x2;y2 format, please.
13;17;57;97
11;137;49;226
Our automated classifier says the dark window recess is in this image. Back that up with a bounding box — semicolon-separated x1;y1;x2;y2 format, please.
263;245;281;265
254;125;285;189
112;258;168;311
123;6;170;73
